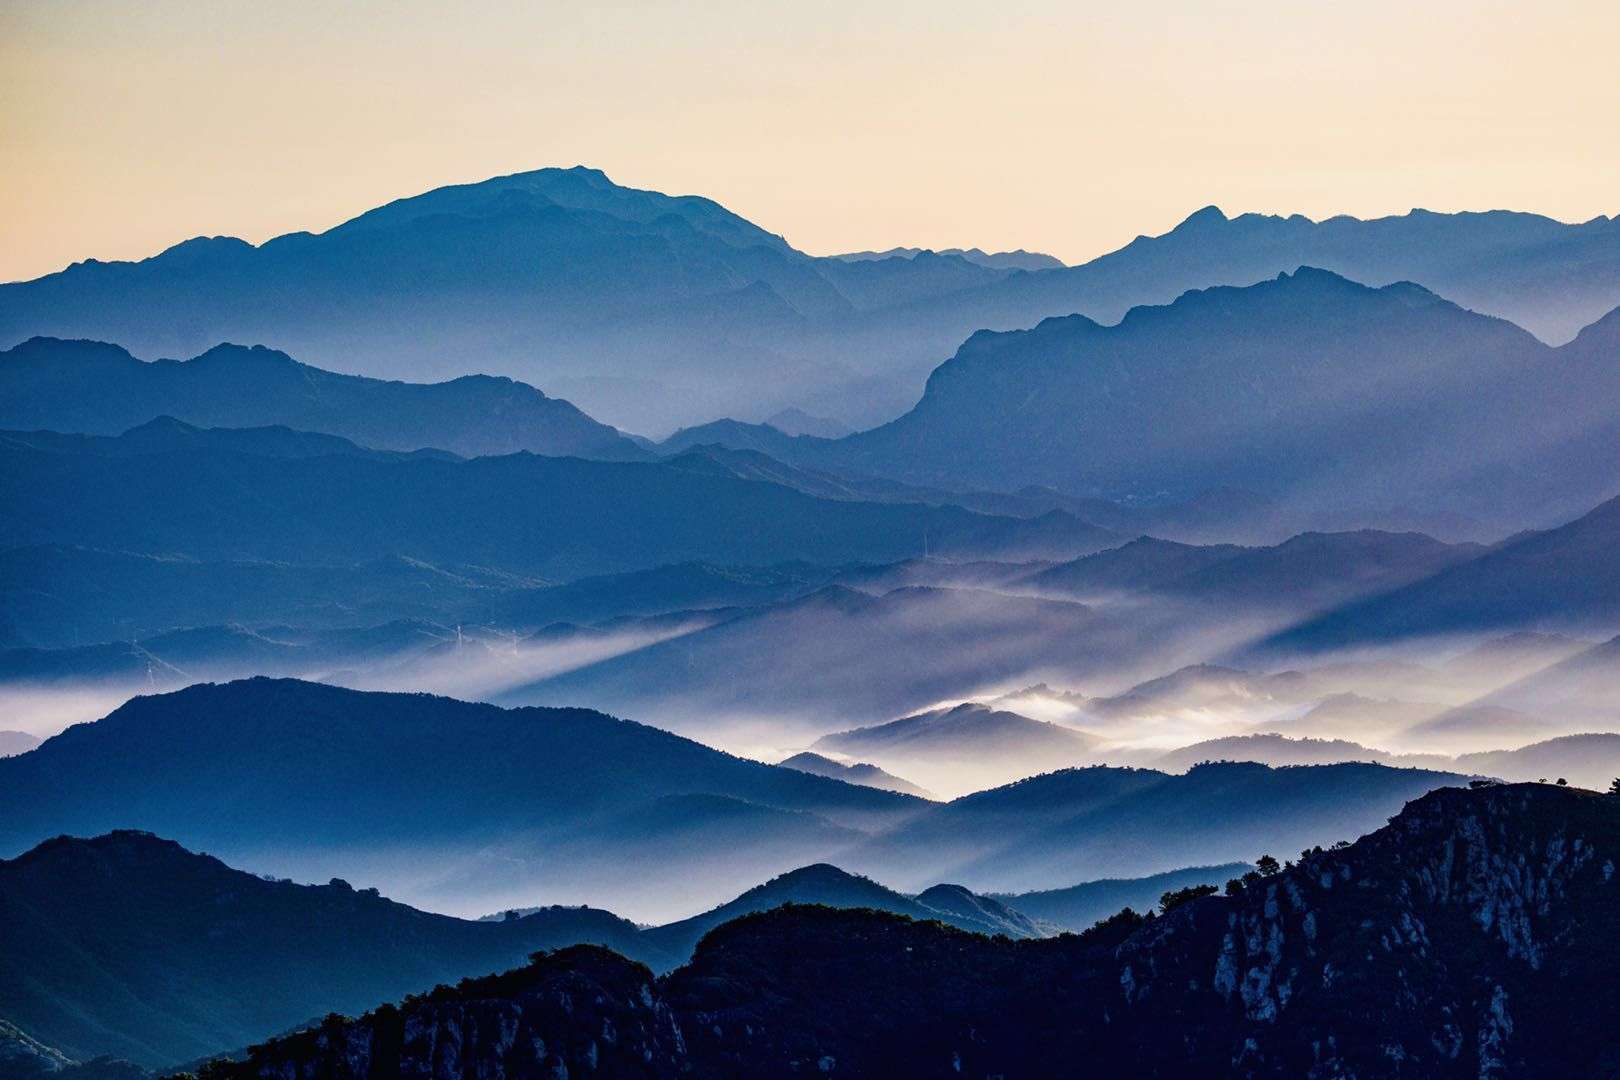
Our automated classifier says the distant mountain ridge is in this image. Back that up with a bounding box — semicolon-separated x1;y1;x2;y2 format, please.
0;414;1120;582
5;165;1616;431
0;337;647;459
780;269;1620;529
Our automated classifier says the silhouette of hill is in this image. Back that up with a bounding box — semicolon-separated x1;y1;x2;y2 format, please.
0;337;646;460
641;863;1036;961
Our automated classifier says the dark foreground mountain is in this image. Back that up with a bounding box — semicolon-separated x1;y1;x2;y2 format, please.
0;679;922;918
0;337;646;460
206;783;1620;1078
0;832;674;1068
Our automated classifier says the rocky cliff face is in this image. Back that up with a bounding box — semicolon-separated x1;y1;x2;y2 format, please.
205;784;1620;1078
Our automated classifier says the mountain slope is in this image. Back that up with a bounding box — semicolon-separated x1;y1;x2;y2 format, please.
210;783;1620;1078
0;830;674;1068
0;337;646;459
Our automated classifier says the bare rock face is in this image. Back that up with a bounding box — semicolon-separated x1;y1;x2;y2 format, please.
211;784;1620;1079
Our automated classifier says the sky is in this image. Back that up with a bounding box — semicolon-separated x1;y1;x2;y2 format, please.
2;0;1617;283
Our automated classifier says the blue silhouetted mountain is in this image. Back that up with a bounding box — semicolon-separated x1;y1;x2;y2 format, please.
777;752;934;799
802;270;1620;530
641;863;1038;961
0;830;673;1067
810;703;1103;796
0;417;1120;581
6;165;1617;432
762;407;853;438
1266;494;1620;651
0;337;647;459
0;679;925;918
829;246;1066;271
841;760;1467;893
991;863;1251;932
1031;529;1479;614
0;730;39;757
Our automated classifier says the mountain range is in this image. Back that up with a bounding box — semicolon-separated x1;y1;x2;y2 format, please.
0;416;1118;583
5;166;1616;433
0;337;646;460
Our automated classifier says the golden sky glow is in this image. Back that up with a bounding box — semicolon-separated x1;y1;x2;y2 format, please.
2;0;1617;282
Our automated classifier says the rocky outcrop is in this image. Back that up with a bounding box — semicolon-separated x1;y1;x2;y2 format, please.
204;784;1620;1078
215;947;684;1080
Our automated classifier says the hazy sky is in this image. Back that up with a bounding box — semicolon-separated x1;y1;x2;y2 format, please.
3;0;1617;283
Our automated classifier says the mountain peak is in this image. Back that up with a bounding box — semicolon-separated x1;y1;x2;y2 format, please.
1173;204;1229;230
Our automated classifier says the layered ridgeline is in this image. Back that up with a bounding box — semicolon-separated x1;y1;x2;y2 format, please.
786;269;1620;531
0;679;925;921
0;337;646;460
201;783;1620;1078
0;680;1471;915
0;416;1118;584
0;836;1048;1068
3;164;1616;431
